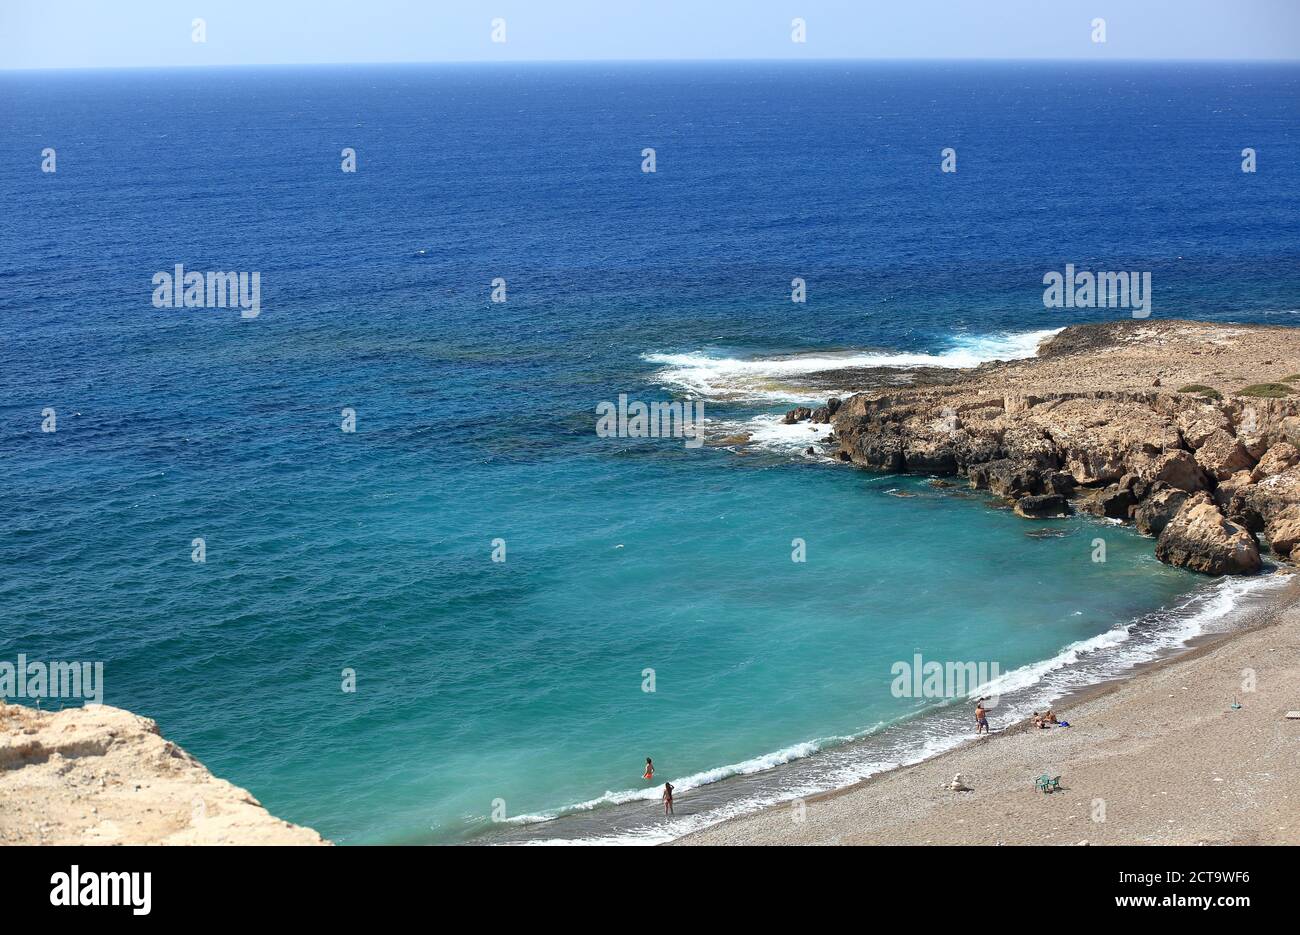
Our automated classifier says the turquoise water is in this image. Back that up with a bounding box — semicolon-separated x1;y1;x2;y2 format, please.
1;62;1297;843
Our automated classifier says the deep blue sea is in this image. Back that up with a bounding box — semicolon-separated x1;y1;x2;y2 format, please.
2;62;1298;844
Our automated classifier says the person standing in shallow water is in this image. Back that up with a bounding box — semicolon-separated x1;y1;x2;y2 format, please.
975;698;990;735
662;781;674;816
643;757;654;781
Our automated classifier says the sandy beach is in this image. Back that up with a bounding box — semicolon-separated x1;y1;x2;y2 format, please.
678;572;1300;846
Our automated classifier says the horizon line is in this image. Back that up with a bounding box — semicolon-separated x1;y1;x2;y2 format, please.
5;55;1300;73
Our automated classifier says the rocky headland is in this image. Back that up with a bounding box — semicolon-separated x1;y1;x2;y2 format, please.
788;320;1300;576
0;702;327;845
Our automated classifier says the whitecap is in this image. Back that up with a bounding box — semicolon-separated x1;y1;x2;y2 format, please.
644;328;1062;402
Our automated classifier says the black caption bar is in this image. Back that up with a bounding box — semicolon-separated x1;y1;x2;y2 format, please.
0;844;1277;921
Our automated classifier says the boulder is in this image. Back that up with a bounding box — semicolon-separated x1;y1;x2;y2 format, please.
968;459;1041;498
810;406;832;424
1014;494;1071;519
1117;472;1151;502
1042;471;1077;497
1134;487;1189;537
1240;433;1270;461
1155;494;1261;575
1278;416;1300;449
1250;442;1300;482
1240;466;1300;526
782;406;812;425
1213;470;1256;524
833;419;906;470
1265;506;1300;560
854;431;905;471
1085;483;1136;519
1175;405;1232;449
1194;428;1256;480
1148;449;1207;493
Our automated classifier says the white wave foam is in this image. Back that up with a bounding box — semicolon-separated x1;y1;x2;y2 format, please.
503;738;836;828
977;573;1288;703
738;413;837;454
644;329;1062;402
514;733;961;847
505;572;1290;845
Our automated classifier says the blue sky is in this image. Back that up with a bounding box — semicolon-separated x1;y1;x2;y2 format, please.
3;0;1298;69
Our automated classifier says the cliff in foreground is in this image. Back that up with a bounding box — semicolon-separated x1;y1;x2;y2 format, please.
800;320;1300;575
0;702;327;845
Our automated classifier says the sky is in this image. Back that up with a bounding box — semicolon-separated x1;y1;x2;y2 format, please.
2;0;1299;69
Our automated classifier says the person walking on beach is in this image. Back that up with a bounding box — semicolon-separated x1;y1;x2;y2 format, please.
643;757;654;781
662;781;674;816
975;698;990;735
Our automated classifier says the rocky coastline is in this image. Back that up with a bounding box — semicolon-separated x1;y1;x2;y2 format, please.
786;320;1300;577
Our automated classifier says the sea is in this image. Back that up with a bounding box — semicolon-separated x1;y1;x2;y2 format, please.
1;60;1298;843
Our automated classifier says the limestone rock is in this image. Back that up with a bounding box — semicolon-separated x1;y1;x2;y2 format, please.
1176;405;1232;449
1155;494;1261;575
1147;449;1207;493
1042;471;1077;497
826;321;1300;576
1086;484;1136;520
1264;506;1300;560
1214;469;1256;522
968;459;1041;498
1194;428;1256;481
1251;442;1300;482
0;704;328;845
1014;494;1070;519
1241;466;1300;527
1027;398;1180;485
904;437;958;474
1135;487;1190;537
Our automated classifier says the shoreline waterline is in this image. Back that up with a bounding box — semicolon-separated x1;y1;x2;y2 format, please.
473;565;1295;846
675;568;1300;846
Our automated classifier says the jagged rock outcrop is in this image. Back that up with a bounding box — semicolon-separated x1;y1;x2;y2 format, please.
1154;494;1261;575
1252;442;1300;481
0;702;328;845
1134;487;1189;537
1014;494;1070;518
1195;429;1256;480
817;320;1300;576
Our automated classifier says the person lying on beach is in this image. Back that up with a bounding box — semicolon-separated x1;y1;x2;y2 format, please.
662;782;674;816
643;757;654;780
975;701;989;734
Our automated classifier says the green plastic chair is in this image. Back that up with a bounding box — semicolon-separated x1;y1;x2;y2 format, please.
1035;774;1061;793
